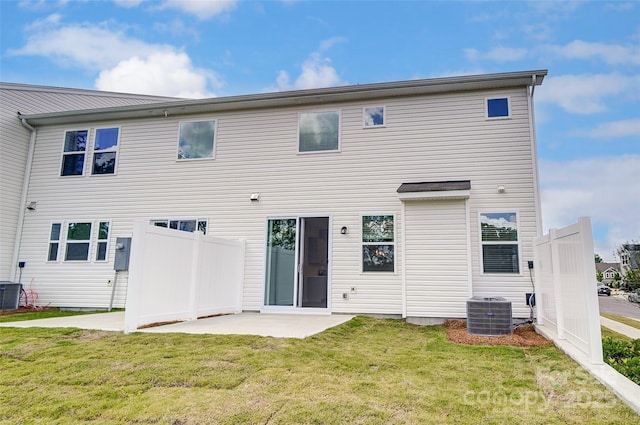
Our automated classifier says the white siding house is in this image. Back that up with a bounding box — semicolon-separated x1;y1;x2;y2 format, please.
5;70;546;319
0;83;176;283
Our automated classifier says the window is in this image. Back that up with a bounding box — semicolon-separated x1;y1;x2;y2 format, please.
299;111;340;152
92;128;119;175
65;222;92;261
480;212;519;273
48;223;62;261
61;130;88;176
363;106;385;127
486;97;510;119
362;215;395;272
151;218;208;234
178;120;215;160
96;221;110;261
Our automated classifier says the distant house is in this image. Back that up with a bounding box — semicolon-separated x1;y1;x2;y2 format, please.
595;262;621;284
619;244;640;275
1;70;547;320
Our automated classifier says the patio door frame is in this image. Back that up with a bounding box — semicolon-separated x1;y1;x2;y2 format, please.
262;214;332;313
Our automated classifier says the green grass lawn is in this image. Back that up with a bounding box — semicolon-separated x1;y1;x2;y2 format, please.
601;313;640;330
0;308;105;323
1;316;638;424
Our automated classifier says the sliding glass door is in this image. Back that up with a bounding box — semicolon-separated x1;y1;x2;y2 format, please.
264;217;329;309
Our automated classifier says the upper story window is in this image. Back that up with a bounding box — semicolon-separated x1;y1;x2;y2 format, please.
363;106;385;127
486;97;510;119
61;130;88;176
362;215;395;272
151;218;208;234
480;212;519;274
299;111;340;153
92;128;119;175
178;120;216;160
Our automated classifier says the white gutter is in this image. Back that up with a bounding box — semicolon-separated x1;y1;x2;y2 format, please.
528;74;543;236
10;115;37;282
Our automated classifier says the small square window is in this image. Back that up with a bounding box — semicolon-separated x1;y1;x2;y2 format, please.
178;120;215;160
363;106;385;127
299;111;340;152
487;98;510;118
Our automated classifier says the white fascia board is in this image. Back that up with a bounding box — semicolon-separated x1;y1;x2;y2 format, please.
398;190;470;201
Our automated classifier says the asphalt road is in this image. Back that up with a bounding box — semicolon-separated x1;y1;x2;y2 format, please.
598;294;640;319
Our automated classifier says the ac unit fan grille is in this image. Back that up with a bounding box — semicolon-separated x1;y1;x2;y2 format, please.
467;296;513;336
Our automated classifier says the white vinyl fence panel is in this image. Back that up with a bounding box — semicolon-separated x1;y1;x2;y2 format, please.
124;221;244;332
533;217;602;364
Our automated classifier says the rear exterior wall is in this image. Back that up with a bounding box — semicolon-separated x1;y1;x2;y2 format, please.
15;87;538;317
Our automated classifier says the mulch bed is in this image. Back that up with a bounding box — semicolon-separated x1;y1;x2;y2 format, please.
445;320;554;347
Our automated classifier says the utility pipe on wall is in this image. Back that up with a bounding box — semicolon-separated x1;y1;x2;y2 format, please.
10;114;37;282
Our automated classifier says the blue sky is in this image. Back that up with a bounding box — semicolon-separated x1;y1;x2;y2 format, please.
1;0;638;261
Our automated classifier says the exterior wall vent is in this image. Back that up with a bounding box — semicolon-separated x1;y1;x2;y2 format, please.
466;296;513;336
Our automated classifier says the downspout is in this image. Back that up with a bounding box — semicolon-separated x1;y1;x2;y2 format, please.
10;114;37;282
528;74;543;237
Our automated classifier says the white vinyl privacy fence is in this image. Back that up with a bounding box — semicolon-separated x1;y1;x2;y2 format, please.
534;217;640;414
124;221;245;333
533;217;602;364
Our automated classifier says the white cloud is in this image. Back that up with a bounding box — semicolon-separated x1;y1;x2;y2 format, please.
8;21;172;70
536;73;640;114
544;40;640;66
540;155;640;261
464;46;528;62
10;17;220;97
275;53;346;91
573;118;640;139
156;0;238;19
95;52;219;98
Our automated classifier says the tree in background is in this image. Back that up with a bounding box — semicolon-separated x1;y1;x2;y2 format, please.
595;253;603;263
597;269;603;282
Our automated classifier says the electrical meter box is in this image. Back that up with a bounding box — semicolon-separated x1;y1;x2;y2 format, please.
114;237;132;271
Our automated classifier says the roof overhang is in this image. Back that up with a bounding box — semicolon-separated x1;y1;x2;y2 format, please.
397;180;471;201
19;70;547;126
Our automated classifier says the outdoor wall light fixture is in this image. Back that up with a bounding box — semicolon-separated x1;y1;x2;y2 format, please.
26;201;37;211
497;185;506;193
250;193;260;201
341;226;348;235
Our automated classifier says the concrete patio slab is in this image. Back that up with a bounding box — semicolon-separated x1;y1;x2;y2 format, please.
0;312;355;339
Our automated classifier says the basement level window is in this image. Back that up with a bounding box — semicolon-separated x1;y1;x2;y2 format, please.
486;97;510;119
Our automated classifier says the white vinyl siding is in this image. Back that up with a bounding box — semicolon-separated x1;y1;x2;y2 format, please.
405;200;469;318
15;87;537;312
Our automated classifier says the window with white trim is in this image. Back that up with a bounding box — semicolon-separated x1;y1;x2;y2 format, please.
92;127;119;175
151;218;208;234
96;221;110;261
362;215;395;272
177;120;216;160
363;106;385;127
486;97;510;119
480;212;519;274
65;222;92;261
61;130;88;176
48;223;62;261
299;111;340;152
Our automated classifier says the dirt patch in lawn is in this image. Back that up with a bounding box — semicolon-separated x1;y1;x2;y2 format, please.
0;307;54;316
445;320;554;347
